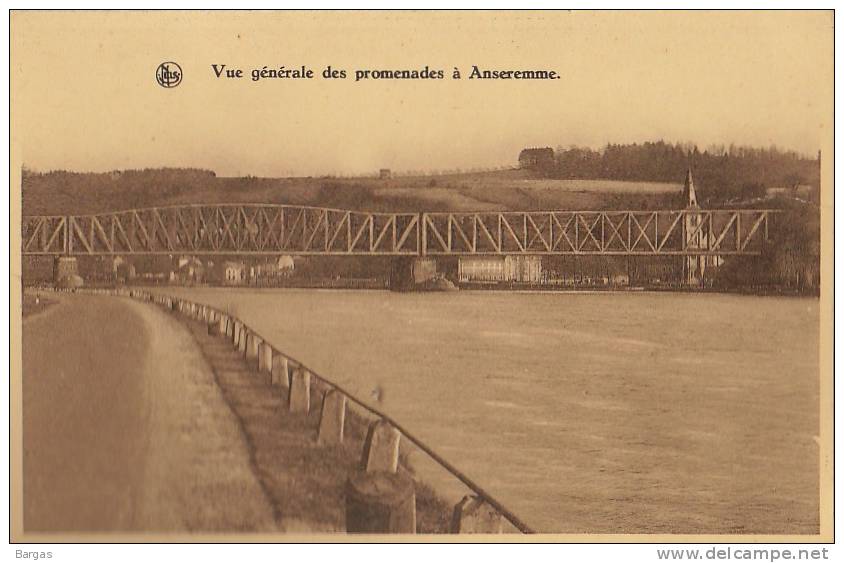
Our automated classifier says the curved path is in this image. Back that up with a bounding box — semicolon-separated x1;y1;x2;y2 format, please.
22;293;278;533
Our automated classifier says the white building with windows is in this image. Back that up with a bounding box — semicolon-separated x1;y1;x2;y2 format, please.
504;256;543;283
458;257;506;282
458;255;543;283
223;261;246;284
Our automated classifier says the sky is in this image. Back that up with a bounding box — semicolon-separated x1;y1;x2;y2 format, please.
11;11;833;177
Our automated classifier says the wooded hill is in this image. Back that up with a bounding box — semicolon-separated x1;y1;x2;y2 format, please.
544;142;820;205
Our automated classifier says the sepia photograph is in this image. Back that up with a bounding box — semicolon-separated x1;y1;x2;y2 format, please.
9;9;834;546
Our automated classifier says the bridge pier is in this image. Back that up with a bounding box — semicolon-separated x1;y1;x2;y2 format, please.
388;257;439;291
53;256;83;288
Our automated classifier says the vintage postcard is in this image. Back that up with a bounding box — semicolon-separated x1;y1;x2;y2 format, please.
9;10;834;545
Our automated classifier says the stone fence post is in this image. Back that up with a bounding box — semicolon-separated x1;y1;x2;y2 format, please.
345;419;416;533
450;495;503;533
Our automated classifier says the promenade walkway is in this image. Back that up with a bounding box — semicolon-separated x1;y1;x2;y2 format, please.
22;293;278;534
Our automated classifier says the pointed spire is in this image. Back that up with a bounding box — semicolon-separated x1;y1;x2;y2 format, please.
683;167;698;208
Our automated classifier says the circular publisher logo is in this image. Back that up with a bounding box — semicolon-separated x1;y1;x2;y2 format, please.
155;62;182;88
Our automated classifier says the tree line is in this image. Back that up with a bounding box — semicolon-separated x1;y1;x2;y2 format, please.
534;141;820;205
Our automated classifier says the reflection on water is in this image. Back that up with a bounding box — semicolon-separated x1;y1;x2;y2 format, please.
154;288;819;534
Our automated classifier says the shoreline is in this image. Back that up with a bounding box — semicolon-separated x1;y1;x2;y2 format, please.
176;313;457;533
34;282;819;299
134;288;527;533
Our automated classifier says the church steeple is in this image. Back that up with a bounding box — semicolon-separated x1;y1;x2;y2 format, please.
683;167;698;208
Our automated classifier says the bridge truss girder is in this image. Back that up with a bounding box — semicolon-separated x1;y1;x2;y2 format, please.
420;210;776;256
21;206;776;257
21;205;421;256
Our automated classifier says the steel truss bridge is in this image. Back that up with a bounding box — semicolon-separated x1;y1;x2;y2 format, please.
21;204;778;257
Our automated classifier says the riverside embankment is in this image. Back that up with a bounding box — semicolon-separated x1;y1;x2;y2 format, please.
24;288;523;535
22;292;278;533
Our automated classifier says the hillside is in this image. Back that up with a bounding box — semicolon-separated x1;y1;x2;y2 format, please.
21;167;682;216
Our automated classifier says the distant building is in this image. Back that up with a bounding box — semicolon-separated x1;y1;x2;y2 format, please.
504;255;543;283
140;271;167;282
223;261;246;285
277;255;295;271
630;257;679;285
518;147;555;172
610;273;629;286
545;255;630;286
458;255;542;283
458;257;506;282
250;255;295;282
175;256;205;284
379;168;392;179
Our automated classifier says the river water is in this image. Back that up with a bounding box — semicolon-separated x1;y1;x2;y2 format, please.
152;287;819;534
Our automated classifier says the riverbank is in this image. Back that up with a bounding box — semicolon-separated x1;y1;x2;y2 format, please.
458;281;819;297
53;280;820;298
22;293;278;534
176;312;454;533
